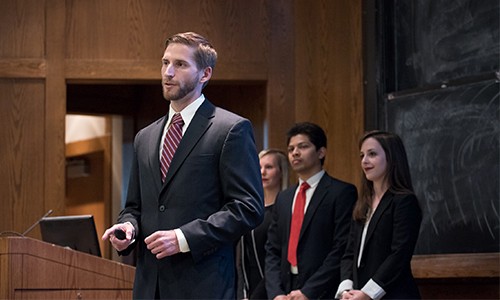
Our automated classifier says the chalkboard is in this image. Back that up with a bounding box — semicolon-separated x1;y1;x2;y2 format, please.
392;0;499;90
386;79;499;254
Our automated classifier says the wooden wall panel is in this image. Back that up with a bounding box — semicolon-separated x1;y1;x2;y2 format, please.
0;0;46;80
0;0;49;235
204;83;267;151
265;0;296;151
294;0;364;187
0;80;45;234
45;0;67;224
0;0;45;58
65;0;164;60
65;0;269;81
0;0;363;252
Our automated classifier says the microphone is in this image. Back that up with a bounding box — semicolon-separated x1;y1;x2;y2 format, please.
22;209;53;237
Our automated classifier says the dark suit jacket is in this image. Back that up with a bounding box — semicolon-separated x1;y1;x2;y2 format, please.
238;204;275;299
265;173;357;299
340;192;422;299
118;100;264;299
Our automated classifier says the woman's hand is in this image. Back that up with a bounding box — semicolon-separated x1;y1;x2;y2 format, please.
341;290;370;300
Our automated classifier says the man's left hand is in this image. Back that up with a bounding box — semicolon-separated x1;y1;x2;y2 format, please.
288;290;309;300
145;230;180;259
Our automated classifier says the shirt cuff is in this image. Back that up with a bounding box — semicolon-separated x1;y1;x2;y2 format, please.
361;279;386;300
335;279;353;299
174;228;190;253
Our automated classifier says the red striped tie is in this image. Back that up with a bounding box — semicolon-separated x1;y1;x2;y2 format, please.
287;181;310;267
160;113;184;182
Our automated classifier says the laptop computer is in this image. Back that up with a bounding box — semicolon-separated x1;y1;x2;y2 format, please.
39;214;102;257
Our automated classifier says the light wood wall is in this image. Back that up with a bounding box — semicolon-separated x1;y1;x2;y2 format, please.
294;0;364;181
0;0;363;237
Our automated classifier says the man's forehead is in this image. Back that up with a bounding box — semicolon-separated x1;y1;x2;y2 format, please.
163;43;195;59
288;134;311;145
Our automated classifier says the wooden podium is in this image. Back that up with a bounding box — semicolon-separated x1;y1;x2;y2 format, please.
0;237;135;299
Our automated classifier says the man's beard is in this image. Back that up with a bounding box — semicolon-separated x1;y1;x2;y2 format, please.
163;76;199;101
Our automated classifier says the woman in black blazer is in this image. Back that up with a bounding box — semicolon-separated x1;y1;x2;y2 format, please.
336;130;422;300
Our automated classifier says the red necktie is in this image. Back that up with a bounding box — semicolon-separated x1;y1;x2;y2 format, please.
160;113;184;182
287;181;310;266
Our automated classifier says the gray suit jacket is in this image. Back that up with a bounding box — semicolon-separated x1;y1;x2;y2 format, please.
118;99;264;299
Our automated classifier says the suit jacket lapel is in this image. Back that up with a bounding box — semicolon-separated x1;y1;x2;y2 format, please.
150;116;168;192
162;100;215;189
284;185;298;237
365;192;393;244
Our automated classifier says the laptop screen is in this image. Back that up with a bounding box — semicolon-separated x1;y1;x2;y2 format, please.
39;215;101;257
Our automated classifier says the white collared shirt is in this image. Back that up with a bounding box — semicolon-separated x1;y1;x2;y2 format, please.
290;169;325;274
158;94;205;160
291;170;325;214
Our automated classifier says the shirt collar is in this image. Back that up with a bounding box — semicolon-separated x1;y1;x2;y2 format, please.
167;94;205;129
299;169;325;189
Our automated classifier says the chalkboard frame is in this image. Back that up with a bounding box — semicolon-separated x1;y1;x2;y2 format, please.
412;253;499;279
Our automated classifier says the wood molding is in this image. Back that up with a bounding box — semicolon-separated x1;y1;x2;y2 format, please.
66;136;110;157
65;59;160;81
0;59;46;78
412;253;500;278
65;59;268;82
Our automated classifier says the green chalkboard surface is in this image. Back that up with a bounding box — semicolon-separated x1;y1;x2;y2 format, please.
387;79;499;254
377;0;499;254
391;0;499;90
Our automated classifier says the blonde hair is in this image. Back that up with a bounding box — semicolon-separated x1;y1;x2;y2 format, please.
259;149;289;190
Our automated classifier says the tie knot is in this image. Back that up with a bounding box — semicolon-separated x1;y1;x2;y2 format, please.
300;181;310;191
171;113;184;125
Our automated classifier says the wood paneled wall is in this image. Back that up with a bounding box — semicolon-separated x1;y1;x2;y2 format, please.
294;0;364;182
0;0;363;239
0;0;66;236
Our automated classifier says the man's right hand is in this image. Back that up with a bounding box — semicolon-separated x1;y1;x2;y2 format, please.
102;223;135;251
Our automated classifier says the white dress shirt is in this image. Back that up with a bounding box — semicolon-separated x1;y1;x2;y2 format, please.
159;94;205;253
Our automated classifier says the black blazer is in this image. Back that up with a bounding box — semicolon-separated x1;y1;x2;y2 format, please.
118;100;264;299
265;173;357;299
340;192;422;299
238;204;275;299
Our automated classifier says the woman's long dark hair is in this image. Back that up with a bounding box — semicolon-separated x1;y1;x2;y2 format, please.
353;130;415;222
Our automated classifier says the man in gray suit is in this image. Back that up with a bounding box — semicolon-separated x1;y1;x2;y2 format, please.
102;32;264;299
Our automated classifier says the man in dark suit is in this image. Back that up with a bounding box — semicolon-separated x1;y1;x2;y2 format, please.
265;122;357;300
102;32;264;299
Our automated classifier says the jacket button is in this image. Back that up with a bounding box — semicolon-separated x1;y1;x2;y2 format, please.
159;205;165;212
